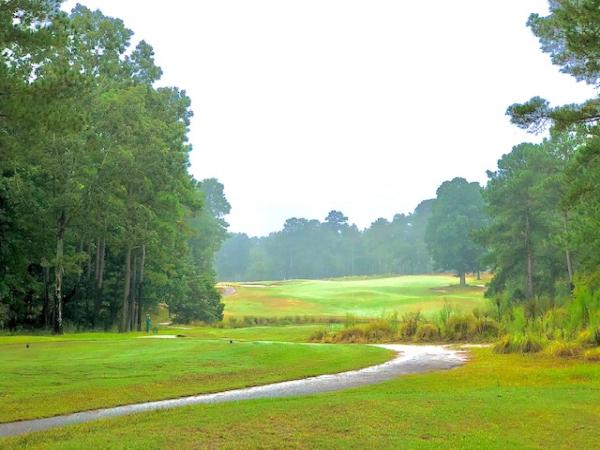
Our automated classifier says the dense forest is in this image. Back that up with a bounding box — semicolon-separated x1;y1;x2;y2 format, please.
2;0;600;340
0;2;229;332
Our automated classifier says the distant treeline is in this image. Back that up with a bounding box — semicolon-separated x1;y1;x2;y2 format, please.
215;204;433;281
1;3;229;332
215;176;489;283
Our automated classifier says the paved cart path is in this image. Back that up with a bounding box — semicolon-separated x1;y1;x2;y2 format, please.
0;344;467;437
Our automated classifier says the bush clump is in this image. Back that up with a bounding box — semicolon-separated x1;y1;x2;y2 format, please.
577;328;600;347
446;315;477;341
473;317;500;338
545;341;582;358
583;348;600;362
493;334;545;354
414;323;440;341
364;320;395;341
336;326;365;343
398;312;421;338
309;328;328;342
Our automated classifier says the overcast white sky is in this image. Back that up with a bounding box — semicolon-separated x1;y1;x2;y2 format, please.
65;1;596;236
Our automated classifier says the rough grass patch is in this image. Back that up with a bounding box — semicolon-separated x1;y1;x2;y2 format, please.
576;328;600;347
414;323;440;342
583;347;600;362
364;320;395;342
493;334;545;354
473;317;500;338
445;315;477;341
545;341;582;358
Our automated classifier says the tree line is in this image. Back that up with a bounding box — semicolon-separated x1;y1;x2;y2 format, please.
3;0;599;338
215;177;488;285
216;203;434;281
1;2;229;332
218;0;600;331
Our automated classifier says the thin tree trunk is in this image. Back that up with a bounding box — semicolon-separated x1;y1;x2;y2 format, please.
120;246;132;332
86;242;93;282
562;213;574;286
42;265;51;329
459;271;466;287
565;249;574;284
92;238;105;328
137;245;146;331
95;237;101;284
525;212;534;299
130;252;138;331
77;240;83;283
54;211;66;334
98;238;105;289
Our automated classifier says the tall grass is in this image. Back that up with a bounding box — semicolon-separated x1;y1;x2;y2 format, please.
310;305;502;344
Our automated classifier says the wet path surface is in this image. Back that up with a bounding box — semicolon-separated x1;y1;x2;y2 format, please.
0;344;467;437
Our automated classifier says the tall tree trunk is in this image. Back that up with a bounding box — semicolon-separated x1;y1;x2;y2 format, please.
86;242;93;282
525;212;534;299
565;248;574;285
459;271;466;286
120;246;132;332
98;238;105;289
54;211;66;334
562;213;574;287
42;265;51;329
137;245;146;331
77;240;84;283
129;252;138;331
95;237;101;284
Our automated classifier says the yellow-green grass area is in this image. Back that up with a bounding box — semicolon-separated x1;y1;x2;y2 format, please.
221;275;486;319
0;335;391;423
4;349;599;449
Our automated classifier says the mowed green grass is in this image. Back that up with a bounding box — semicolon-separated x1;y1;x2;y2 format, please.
0;333;391;423
4;348;599;449
221;275;486;318
0;324;333;345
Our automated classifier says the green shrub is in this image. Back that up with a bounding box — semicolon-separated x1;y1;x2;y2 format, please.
519;334;545;353
576;328;600;347
364;320;395;342
414;323;440;342
543;307;570;331
545;341;582;358
493;335;513;354
399;312;421;338
493;334;545;354
583;348;600;362
445;315;476;341
309;328;328;342
473;317;500;338
337;326;365;343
